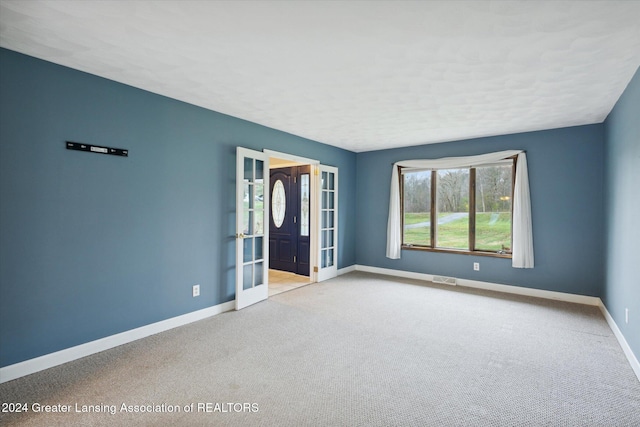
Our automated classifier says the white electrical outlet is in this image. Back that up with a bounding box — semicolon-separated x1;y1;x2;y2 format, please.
192;284;200;297
625;308;629;324
473;262;480;271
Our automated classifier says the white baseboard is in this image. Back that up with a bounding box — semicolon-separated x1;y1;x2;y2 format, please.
598;302;640;382
0;301;235;384
354;264;638;382
457;278;601;306
337;265;356;276
356;265;435;283
354;265;600;305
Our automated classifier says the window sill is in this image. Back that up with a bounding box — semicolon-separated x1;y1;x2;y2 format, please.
401;245;512;259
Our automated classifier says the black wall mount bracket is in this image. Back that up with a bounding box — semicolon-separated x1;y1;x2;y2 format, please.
66;141;128;157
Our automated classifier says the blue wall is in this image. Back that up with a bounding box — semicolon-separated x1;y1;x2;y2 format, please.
603;66;640;359
356;125;605;296
3;46;634;371
0;48;356;367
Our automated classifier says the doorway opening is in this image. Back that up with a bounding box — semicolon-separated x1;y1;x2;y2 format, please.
268;156;312;296
235;147;338;310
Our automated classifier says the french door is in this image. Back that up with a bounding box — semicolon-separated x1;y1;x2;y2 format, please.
235;147;269;310
235;148;338;309
316;165;338;282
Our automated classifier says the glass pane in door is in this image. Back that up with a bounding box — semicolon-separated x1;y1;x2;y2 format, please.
255;236;263;260
241;157;265;289
254;262;264;286
300;174;310;236
327;249;334;267
243;238;252;263
243;264;252;290
244;158;253;180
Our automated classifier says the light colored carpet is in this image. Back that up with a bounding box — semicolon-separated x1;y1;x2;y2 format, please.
1;272;639;426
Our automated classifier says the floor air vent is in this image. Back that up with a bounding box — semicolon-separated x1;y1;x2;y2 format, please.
433;275;457;286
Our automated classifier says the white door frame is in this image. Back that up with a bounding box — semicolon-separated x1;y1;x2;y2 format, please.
263;150;320;283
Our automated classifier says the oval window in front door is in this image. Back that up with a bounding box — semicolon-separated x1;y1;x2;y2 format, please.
272;179;286;228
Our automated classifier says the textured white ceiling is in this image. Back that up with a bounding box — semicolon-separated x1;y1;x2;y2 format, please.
1;1;639;152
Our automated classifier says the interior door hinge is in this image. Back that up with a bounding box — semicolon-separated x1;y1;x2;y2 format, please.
314;168;319;176
294;176;297;183
314;266;318;272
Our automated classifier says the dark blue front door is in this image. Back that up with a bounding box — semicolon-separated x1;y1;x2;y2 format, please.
269;167;296;273
269;166;310;276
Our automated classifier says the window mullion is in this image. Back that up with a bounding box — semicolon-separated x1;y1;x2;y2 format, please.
469;168;476;251
430;170;436;248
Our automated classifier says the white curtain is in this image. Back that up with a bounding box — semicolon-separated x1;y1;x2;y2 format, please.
386;150;534;268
